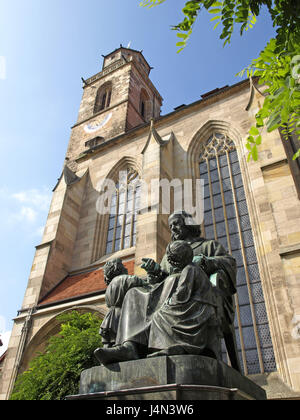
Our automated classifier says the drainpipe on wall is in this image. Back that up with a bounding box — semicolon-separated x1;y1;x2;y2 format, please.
6;307;35;399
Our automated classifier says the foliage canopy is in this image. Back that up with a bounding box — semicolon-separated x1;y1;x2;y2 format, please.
140;0;300;161
10;311;102;400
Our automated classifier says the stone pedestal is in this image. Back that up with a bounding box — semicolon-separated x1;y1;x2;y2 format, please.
66;355;266;400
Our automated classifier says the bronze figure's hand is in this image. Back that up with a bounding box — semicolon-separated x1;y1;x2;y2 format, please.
141;258;160;274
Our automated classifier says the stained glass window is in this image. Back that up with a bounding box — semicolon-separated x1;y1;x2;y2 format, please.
105;169;140;255
199;132;276;374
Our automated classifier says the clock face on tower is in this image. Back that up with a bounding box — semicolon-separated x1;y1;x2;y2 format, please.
84;112;112;134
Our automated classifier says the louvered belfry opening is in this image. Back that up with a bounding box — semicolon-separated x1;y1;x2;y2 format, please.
199;132;276;374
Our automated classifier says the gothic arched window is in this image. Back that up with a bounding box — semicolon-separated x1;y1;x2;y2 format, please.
94;82;112;114
199;132;276;375
105;168;140;255
140;88;150;121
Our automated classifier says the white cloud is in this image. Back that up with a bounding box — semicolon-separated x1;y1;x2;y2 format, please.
4;187;52;228
0;186;52;240
18;206;38;223
34;226;45;237
7;205;38;225
12;188;52;212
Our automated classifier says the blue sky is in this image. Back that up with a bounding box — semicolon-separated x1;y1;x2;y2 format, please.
0;0;275;354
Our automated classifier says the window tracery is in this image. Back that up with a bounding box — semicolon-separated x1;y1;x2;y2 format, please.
199;131;276;374
94;82;112;114
105;168;140;255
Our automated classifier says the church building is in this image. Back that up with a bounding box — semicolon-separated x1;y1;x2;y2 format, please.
1;47;300;399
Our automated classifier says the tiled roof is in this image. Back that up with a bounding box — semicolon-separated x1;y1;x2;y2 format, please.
38;260;135;306
0;350;7;365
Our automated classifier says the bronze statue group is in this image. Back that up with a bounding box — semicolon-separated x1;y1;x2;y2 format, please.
94;211;241;373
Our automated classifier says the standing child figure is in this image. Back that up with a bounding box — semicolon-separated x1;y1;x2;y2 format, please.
97;259;145;352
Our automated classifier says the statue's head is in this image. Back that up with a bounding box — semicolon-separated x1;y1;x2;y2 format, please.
168;211;201;241
103;258;128;285
166;240;194;271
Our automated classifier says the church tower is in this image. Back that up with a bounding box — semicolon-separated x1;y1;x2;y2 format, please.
66;46;163;168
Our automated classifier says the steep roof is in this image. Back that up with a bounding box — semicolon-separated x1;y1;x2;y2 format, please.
38;260;135;307
0;350;7;365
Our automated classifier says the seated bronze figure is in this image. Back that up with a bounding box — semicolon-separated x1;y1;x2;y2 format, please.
94;211;240;373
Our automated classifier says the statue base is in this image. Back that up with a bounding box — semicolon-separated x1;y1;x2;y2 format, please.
66;355;266;400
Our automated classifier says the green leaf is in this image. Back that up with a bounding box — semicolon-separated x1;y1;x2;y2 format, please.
139;0;166;8
249;126;259;136
251;16;257;24
255;135;262;145
281;106;290;124
293;149;300;160
236;68;245;77
213;20;221;30
256;117;264;127
177;32;189;39
252;145;258;161
210;15;221;21
247;135;255;143
266;113;281;132
211;1;223;7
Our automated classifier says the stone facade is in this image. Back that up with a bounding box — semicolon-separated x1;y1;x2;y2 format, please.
1;48;300;400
